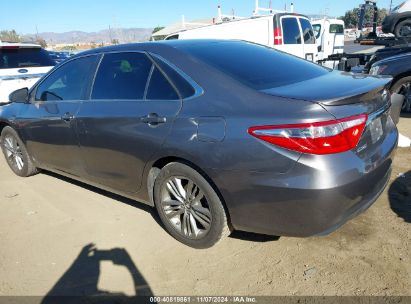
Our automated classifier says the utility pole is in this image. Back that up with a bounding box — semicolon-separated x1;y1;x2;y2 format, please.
389;0;393;12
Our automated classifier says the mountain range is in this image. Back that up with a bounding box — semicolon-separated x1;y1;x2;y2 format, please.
22;27;154;44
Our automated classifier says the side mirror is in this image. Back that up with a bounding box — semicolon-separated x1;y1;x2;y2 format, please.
9;88;29;103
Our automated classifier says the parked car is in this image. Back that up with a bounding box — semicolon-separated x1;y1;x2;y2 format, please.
369;52;411;112
0;40;399;248
0;43;55;104
166;13;318;61
48;51;70;64
364;44;411;73
382;0;411;37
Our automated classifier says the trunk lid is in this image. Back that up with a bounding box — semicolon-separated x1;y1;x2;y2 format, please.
261;71;392;114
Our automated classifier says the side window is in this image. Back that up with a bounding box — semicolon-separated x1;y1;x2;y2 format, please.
146;67;179;100
92;52;152;100
299;18;316;44
152;55;195;99
35;55;98;101
281;17;301;44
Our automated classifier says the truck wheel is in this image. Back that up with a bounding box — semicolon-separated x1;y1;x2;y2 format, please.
391;76;411;113
154;162;231;248
394;19;411;37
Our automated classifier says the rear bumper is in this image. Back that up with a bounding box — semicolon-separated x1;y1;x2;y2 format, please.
209;124;398;237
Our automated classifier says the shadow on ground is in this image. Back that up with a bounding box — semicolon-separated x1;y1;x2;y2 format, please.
388;170;411;223
41;243;153;303
43;171;281;244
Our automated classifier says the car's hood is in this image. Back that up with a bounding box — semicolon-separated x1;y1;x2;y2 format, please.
261;71;392;106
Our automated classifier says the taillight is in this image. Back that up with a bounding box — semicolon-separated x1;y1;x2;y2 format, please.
248;114;368;155
274;27;283;45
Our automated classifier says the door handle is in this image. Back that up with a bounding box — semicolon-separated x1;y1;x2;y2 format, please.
140;113;166;126
61;112;74;122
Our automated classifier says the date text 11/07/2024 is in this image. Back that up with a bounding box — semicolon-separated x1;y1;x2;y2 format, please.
149;296;257;303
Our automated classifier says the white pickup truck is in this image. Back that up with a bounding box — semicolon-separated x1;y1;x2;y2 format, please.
0;43;55;104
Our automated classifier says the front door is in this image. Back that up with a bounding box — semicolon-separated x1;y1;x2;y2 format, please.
21;55;100;175
76;52;182;194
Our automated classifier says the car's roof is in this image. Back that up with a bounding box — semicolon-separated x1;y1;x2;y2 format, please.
76;39;246;57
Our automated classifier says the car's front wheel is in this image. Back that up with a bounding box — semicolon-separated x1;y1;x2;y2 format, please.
1;126;38;177
154;162;231;248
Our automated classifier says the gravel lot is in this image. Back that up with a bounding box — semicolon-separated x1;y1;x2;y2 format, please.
0;117;410;298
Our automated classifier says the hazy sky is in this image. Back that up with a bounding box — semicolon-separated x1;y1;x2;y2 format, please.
0;0;397;34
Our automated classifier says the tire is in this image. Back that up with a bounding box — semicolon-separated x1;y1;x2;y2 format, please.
391;77;411;113
394;19;411;38
1;126;38;177
154;162;231;248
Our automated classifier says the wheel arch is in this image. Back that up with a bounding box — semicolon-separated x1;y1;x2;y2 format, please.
393;13;411;33
146;156;232;227
390;72;411;90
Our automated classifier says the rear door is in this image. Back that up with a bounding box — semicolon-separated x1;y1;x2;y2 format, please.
298;17;318;62
277;16;304;58
76;51;182;194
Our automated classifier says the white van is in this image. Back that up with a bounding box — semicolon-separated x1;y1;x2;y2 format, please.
166;13;318;62
312;19;345;61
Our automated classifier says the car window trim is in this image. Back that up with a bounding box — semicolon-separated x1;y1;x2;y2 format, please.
148;53;204;101
143;64;155;100
31;53;101;104
87;50;182;102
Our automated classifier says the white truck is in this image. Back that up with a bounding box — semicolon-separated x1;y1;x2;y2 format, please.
312;18;345;65
0;42;55;104
166;12;319;62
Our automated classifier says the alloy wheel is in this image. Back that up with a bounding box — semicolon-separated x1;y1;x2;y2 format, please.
160;177;212;239
3;135;24;172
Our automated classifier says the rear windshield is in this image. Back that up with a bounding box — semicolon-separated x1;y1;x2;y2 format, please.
176;41;329;90
330;24;344;34
0;48;55;69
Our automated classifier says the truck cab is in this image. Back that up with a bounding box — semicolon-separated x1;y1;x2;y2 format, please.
312;19;345;62
382;0;411;37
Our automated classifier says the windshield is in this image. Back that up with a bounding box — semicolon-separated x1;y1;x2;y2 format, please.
0;48;55;69
175;41;330;90
312;24;321;39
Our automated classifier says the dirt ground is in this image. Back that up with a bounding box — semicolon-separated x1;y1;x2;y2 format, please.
0;119;410;298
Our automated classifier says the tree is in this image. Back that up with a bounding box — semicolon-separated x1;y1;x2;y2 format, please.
111;38;119;45
0;30;21;42
35;37;47;48
151;26;166;41
341;7;389;29
152;26;165;34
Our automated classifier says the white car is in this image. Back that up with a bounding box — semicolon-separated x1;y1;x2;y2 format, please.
0;43;55;104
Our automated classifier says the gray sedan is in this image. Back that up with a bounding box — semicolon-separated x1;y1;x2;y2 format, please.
0;40;399;248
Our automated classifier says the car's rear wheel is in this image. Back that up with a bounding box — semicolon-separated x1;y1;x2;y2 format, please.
154;162;231;248
1;126;38;177
391;76;411;113
394;19;411;37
